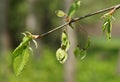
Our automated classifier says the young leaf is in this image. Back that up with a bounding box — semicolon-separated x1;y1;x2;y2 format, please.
101;14;113;40
74;47;86;60
56;31;70;64
102;20;108;32
61;31;70;51
68;0;80;17
106;18;112;40
13;45;30;76
12;33;33;76
55;10;65;17
56;48;68;64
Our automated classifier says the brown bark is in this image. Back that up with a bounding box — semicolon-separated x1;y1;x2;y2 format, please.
64;0;77;82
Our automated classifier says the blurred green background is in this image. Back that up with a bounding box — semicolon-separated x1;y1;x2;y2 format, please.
0;0;120;82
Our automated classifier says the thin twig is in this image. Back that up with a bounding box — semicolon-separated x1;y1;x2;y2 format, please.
39;22;69;38
71;4;120;22
38;4;120;38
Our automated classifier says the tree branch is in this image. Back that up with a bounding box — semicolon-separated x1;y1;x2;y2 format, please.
38;4;120;38
39;22;69;38
71;4;120;22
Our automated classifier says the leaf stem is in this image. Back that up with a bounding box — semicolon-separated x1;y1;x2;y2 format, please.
38;4;120;38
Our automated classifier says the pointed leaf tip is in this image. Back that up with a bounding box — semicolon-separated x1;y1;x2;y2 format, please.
68;0;81;17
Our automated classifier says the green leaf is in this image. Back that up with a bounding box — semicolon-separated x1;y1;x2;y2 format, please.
56;31;70;64
101;14;112;40
74;26;89;59
106;18;112;40
12;33;33;76
74;47;86;60
55;10;65;17
102;21;108;32
85;37;91;49
61;31;70;51
13;45;30;76
56;48;67;64
68;0;80;17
